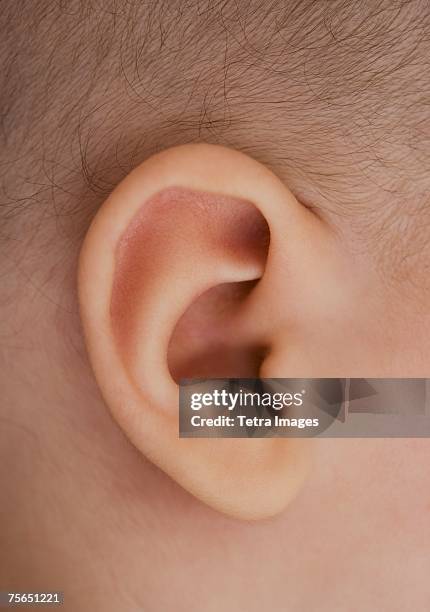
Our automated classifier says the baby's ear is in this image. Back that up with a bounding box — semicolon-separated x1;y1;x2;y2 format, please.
78;143;339;519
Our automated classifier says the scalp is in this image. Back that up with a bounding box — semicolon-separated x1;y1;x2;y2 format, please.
0;0;429;286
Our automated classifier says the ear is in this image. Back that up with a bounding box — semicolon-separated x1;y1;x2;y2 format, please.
78;144;348;519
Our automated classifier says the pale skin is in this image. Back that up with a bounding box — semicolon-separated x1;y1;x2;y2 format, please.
1;144;430;611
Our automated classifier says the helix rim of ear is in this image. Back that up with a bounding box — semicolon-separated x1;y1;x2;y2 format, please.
78;143;314;520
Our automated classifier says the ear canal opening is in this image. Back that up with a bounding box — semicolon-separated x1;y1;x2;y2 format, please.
168;278;269;382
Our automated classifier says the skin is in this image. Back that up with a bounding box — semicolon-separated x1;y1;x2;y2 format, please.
1;144;430;611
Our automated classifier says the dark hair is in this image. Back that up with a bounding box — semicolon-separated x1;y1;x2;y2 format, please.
1;1;429;269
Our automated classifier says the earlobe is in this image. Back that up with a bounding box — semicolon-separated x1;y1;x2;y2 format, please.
78;144;315;519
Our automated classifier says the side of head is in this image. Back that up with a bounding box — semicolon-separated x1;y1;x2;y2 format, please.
1;1;430;607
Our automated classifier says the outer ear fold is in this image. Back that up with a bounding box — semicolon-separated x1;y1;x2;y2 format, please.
78;144;322;519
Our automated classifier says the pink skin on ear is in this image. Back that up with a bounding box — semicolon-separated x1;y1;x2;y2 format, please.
111;186;269;385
